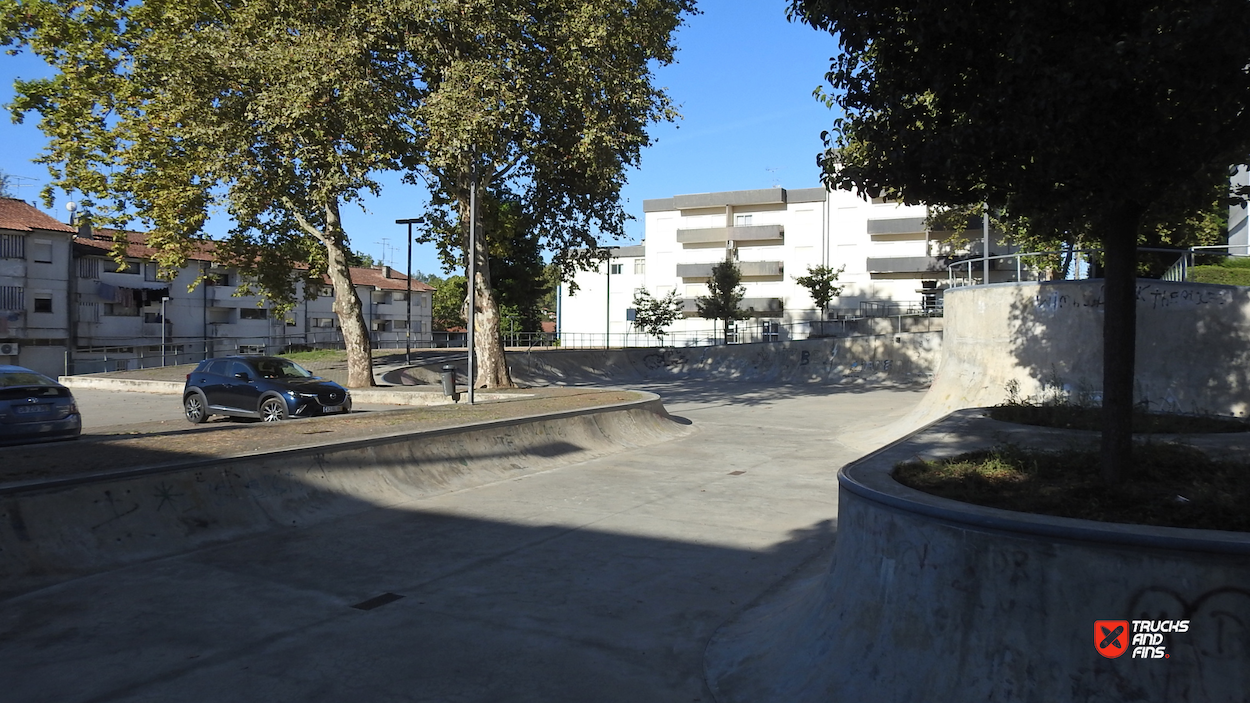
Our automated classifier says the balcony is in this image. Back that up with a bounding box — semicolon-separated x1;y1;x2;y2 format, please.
679;297;783;317
675;224;784;247
865;256;947;275
677;260;783;281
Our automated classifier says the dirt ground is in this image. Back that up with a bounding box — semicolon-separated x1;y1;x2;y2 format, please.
1;387;646;485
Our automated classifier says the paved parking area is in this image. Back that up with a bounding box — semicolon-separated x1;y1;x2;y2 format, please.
2;382;924;702
71;387;410;430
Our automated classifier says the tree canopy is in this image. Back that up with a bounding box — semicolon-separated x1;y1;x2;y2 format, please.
793;264;845;312
1;0;428;386
632;288;683;342
790;0;1250;481
406;0;696;387
3;0;695;389
697;261;748;345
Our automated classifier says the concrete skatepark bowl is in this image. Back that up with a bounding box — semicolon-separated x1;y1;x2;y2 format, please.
4;279;1249;701
0;358;927;701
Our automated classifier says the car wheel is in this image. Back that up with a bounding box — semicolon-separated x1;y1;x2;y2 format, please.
259;396;287;422
184;393;209;424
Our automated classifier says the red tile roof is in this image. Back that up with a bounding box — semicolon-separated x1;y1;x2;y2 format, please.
0;198;77;234
348;265;436;292
75;229;217;261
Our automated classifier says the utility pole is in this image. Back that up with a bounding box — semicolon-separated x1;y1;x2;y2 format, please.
395;218;420;365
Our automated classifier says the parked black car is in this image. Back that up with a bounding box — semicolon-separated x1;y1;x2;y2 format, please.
183;356;351;423
0;365;82;445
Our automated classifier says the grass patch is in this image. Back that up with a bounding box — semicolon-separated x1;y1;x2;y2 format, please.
988;404;1250;433
279;348;347;363
894;443;1250;532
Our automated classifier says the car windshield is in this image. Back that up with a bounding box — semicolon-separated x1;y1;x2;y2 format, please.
251;358;314;380
0;371;58;388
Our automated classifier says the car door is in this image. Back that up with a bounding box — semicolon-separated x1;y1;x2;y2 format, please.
221;360;262;412
193;360;230;409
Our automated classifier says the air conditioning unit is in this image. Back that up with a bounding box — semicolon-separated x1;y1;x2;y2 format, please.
0;342;18;356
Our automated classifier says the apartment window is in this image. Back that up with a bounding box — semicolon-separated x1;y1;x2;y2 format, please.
311;317;335;328
78;257;101;279
734;214;753;226
239;345;266;355
143;312;165;323
370;319;389;331
609;263;623;275
104;258;140;274
634;259;646;275
0;234;24;260
392;291;408;303
33;296;53;313
239;308;268;320
144;262;160;282
206;271;230;286
414;320;422;333
285;317;298;327
392;319;409;330
31;239;53;264
0;286;22;311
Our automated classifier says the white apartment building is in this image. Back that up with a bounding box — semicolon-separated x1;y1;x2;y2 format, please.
560;186;1013;346
1;197;435;377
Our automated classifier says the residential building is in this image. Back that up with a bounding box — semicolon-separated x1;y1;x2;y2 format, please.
1;197;435;377
559;186;1014;346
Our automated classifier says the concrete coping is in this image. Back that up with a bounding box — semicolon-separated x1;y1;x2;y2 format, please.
839;408;1250;555
0;391;668;497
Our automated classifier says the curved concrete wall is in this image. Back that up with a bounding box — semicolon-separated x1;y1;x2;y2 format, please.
0;396;689;598
875;280;1250;440
493;335;941;386
705;411;1250;703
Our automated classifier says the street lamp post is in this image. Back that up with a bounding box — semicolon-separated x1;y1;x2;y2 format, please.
160;296;170;367
395;218;420;366
603;247;618;350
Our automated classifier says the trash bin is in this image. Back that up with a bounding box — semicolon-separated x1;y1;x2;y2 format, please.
439;364;460;402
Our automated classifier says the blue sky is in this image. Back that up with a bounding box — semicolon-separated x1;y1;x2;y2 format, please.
0;1;842;278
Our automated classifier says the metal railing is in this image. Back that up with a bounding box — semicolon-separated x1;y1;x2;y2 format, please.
946;245;1250;287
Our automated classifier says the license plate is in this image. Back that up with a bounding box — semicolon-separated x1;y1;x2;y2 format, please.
15;404;50;415
322;405;343;413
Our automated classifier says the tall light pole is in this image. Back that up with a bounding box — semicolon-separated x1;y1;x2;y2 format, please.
603;246;618;349
395;218;420;365
160;296;170;366
467;161;479;405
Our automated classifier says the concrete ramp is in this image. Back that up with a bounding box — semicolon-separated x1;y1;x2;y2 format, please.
0;395;689;598
390;335;941;388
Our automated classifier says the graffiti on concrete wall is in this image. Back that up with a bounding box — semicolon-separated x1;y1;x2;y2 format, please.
643;348;687;370
1033;284;1232;313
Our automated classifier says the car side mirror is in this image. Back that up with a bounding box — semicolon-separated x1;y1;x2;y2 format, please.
233;372;250;381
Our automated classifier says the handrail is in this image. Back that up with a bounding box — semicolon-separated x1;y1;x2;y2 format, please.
946;244;1250;286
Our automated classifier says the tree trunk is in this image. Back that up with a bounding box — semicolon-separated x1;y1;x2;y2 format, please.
1099;205;1141;484
321;199;376;388
458;193;515;389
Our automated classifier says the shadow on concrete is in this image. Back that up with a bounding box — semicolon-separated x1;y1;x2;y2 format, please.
1005;280;1250;415
0;469;840;703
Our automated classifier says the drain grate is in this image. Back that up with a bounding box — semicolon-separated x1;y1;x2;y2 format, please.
351;593;404;611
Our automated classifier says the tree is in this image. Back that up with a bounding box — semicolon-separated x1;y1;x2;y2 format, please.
431;275;467;331
790;0;1250;482
405;0;696;388
632;288;684;343
697;261;748;345
0;170;15;198
794;264;845;313
2;0;427;388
